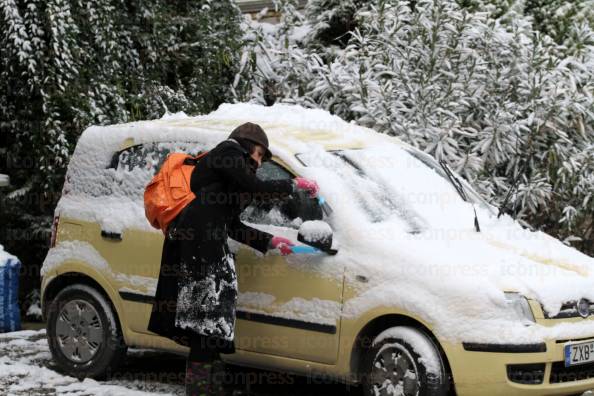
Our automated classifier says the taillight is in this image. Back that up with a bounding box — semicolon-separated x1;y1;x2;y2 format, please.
50;215;60;248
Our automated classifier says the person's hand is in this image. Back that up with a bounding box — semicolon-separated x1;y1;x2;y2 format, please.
270;236;294;256
294;177;319;198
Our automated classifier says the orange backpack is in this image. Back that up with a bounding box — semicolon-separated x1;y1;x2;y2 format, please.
144;151;208;234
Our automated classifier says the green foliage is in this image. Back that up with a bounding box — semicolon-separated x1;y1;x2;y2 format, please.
458;0;594;50
525;0;594;45
305;0;368;47
0;0;244;298
456;0;516;18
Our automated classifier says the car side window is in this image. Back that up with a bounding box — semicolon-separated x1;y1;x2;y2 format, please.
241;161;323;229
106;142;206;200
110;144;160;174
110;142;204;173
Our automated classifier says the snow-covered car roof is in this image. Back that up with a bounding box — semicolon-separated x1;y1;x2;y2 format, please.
76;103;380;159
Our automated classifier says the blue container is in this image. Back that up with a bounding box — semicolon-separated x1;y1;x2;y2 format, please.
0;256;21;333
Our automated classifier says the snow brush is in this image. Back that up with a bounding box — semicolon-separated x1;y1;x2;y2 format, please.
290;245;320;254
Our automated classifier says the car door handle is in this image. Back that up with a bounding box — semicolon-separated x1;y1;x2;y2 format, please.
101;230;122;241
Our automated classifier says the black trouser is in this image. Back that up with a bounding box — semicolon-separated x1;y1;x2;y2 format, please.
189;334;221;363
186;342;224;396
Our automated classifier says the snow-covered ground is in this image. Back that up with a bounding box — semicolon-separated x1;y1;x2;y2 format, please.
0;330;183;395
0;329;358;396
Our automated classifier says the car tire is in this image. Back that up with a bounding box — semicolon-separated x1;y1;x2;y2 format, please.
46;284;127;379
361;326;449;396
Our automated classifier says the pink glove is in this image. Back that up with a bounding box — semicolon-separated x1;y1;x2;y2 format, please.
294;177;319;198
270;236;294;256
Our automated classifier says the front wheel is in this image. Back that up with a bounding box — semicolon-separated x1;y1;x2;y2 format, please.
362;326;449;396
46;284;127;379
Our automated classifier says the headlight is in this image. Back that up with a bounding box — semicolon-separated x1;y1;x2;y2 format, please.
504;292;535;324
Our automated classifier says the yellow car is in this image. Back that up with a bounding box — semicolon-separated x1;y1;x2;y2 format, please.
41;104;594;396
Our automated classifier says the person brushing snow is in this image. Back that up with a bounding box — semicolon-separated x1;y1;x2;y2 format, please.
147;122;319;396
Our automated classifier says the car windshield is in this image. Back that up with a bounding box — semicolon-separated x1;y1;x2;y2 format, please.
295;145;494;233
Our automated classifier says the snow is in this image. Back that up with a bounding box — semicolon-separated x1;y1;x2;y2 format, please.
5;182;31;200
115;274;157;296
237;291;276;309
41;242;156;296
238;292;341;326
26;301;42;319
0;173;9;186
0;329;182;395
160;111;188;121
372;327;442;376
290;24;311;43
0;243;17;263
298;220;333;245
45;102;594;346
41;241;109;277
174;252;237;340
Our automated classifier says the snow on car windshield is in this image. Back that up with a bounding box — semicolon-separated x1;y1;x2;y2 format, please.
296;144;494;234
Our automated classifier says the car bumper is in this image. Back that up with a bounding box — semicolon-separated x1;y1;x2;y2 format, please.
447;338;594;396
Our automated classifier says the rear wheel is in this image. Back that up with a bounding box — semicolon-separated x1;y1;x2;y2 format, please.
46;284;127;379
361;326;449;396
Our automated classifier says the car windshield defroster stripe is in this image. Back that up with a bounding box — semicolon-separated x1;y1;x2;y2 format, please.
118;291;337;334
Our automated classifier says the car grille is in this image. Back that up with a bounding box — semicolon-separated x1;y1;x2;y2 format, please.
550;361;594;383
544;301;594;319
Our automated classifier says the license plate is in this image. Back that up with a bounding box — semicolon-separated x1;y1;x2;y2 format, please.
565;341;594;367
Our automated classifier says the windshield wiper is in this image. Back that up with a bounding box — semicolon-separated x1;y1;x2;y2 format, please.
439;160;481;232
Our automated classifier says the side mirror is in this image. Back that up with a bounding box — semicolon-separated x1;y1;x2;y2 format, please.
297;220;337;255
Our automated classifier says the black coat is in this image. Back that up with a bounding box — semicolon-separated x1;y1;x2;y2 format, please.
147;139;293;356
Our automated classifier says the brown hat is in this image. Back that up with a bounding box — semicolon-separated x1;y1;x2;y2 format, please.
228;122;272;160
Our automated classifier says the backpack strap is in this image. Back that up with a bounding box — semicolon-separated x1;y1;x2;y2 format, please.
183;157;198;166
183;151;208;166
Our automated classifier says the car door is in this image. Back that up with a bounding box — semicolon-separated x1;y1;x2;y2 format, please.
233;160;345;365
99;140;206;335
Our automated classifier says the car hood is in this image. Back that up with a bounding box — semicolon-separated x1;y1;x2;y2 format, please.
324;213;594;343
